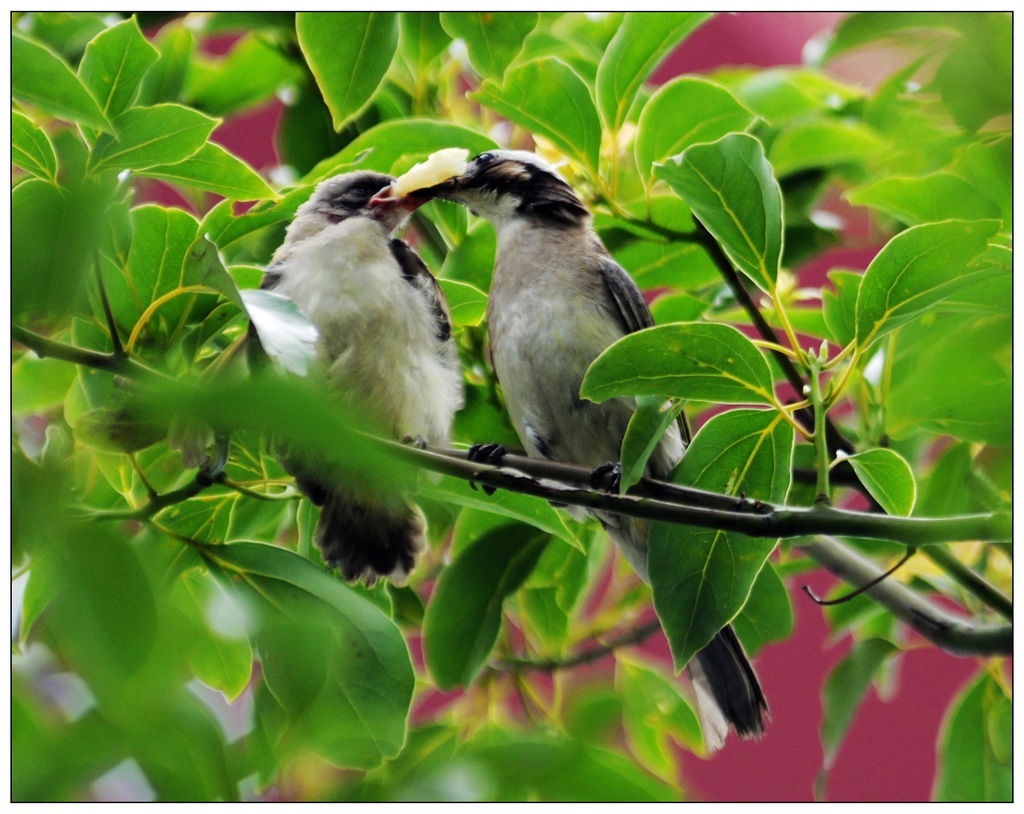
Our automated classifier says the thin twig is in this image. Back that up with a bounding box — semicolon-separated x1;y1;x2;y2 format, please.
492;619;663;673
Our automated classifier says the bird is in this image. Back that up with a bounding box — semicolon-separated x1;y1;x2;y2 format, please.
379;149;767;749
258;170;463;584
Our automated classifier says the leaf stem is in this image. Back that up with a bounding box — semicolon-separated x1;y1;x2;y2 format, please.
808;356;832;506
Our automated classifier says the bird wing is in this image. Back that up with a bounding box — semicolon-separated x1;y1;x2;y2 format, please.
598;255;692;444
389;238;454;345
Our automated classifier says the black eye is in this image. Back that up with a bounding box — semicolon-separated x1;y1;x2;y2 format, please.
476;152;495;164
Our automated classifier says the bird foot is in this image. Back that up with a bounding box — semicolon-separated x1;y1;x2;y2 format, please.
401;434;429;449
590;461;622;493
467;442;508;495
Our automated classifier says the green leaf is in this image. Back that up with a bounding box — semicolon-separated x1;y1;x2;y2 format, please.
308;119;497;182
649;409;793;669
92;103;218;172
12;353;77;416
102;204;199;338
240;289;320;377
934;671;1011;801
728;67;864;125
423;525;550;689
842;449;916;516
649;292;708;324
596;12;711;130
730;562;794;658
137;142;275;200
398;12;451;69
201;541;414;769
815;12;966;64
635;76;755;181
11;111;57;182
419;475;580;550
820;638;898;770
471;57;601;174
137;20;194;106
437;278;488;328
854;219;1002;349
933;14;1011;131
202;184;313;250
77;17;159;120
184;33;305;117
174;570;252;701
847;172;1002;227
821;269;861;347
581;322;777;406
611;239;719;292
656;133;783;293
769;119;885;177
439;12;539;78
461;728;678;801
618;654;704;773
887;308;1010;445
13;174;116;325
12;33;108;129
296;12;399;132
619;396;685;492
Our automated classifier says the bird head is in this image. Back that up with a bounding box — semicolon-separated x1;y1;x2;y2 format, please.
289;171;416;245
372;150;590;228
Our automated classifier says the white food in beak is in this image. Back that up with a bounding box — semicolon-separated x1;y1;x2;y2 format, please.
392;148;469;196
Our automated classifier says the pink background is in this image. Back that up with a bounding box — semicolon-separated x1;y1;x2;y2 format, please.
201;12;986;802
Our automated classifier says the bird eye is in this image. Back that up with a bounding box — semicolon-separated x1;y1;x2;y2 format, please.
476;152;495;164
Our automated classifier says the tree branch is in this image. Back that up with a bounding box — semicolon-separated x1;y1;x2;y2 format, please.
801;537;1012;656
382;440;1011;547
491;618;663;673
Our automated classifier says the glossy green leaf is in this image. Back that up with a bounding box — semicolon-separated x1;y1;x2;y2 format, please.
842;448;916;517
933;15;1011;131
437;278;488;328
612;239;719;291
820;638;898;770
308;119;496;182
202;184;313;250
854;219;1002;348
78;17;159;120
887;309;1011;445
635;76;755;181
92;104;218;172
11;111;57;182
649;292;708;325
848;172;1001;226
934;671;1011;801
619;396;685;492
201;541;414;768
596;12;711;130
240;289;319;376
618;654;704;773
12;353;77;416
581;323;777;406
174;570;252;701
461;729;678;802
730;562;794;658
769;119;885;177
649;409;793;669
12;33;108;129
296;12;399;132
957;137;1011;224
13;175;116;324
821;269;861;347
137;20;194;106
102;204;199;336
728;67;863;125
398;12;451;68
815;12;968;64
137;142;274;200
419;474;579;549
657;133;783;293
184;33;304;117
471;57;601;174
424;525;549;689
439;12;538;78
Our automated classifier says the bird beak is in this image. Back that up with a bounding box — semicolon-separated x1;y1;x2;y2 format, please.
369;177;462;212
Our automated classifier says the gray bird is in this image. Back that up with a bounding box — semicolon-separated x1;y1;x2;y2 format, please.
260;171;463;584
382;150;766;749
